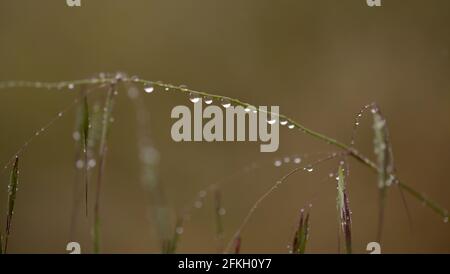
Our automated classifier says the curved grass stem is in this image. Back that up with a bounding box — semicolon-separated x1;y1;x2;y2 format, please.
1;76;448;222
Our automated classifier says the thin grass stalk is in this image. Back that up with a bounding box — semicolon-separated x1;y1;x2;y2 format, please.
126;84;172;253
234;236;241;254
213;187;225;252
1;78;448;221
372;107;395;242
292;209;310;254
337;164;352;254
93;84;116;253
4;157;19;253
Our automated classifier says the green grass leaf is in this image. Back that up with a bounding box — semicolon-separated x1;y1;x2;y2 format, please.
337;164;352;254
292;209;310;254
93;84;116;253
4;156;19;253
163;218;184;254
372;108;395;241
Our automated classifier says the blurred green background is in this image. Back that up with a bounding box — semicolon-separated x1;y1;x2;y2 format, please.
0;0;449;253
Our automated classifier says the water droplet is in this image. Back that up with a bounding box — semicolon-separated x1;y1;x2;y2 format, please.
288;124;295;129
88;159;96;168
293;157;301;164
176;227;184;235
130;75;140;82
274;160;282;167
218;208;226;216
329;173;334;178
204;96;213;104
58;112;63;117
72;131;81;141
189;93;201;103
221;99;231;108
194;200;203;209
267;119;277;125
305;166;314;172
75;160;84;169
198;190;207;198
144;83;154;93
35;131;40;136
283;157;290;163
68;83;75;90
280;120;288;126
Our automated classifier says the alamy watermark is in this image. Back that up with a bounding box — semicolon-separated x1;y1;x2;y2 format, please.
66;1;381;8
367;0;382;7
170;99;280;153
66;0;81;7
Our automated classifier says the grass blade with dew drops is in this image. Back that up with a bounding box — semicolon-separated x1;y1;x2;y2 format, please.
126;83;173;253
1;77;448;223
372;106;395;242
337;164;352;254
163;218;184;254
75;87;91;217
292;209;310;254
4;157;19;253
93;84;116;253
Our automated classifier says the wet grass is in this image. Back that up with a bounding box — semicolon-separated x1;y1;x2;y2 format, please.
0;73;448;253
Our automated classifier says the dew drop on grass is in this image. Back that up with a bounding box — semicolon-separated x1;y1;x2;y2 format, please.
305;166;314;172
68;83;75;90
176;227;184;235
288;124;295;129
75;160;84;169
144;83;154;93
274;160;282;167
189;93;201;103
198;190;207;198
194;200;203;209
72;131;81;141
280;120;288;126
88;159;96;168
204;96;213;104
218;207;226;216
58;112;63;117
293;157;301;164
267;119;277;125
283;157;290;163
221;99;231;108
179;85;188;91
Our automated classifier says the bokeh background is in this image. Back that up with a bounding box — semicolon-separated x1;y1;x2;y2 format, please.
0;0;449;253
